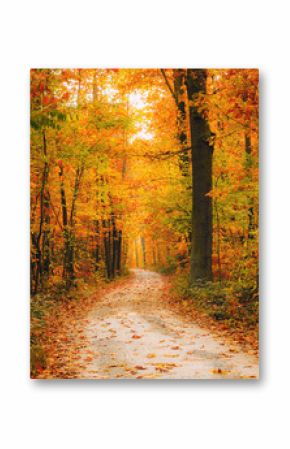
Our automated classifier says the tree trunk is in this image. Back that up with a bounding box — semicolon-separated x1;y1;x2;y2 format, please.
141;236;146;268
245;132;255;240
32;129;49;294
156;242;161;265
122;236;128;270
60;161;84;288
41;189;50;281
116;230;122;274
111;215;118;278
95;219;101;271
174;69;189;176
59;164;74;288
103;219;112;279
214;198;222;281
70;163;84;227
152;243;157;266
186;69;213;283
135;239;139;268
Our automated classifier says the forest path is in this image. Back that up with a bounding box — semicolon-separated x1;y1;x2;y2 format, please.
52;269;258;379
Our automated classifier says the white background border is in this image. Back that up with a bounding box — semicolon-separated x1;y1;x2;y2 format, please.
1;1;289;448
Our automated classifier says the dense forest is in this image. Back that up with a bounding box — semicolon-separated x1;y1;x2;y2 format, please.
30;68;259;377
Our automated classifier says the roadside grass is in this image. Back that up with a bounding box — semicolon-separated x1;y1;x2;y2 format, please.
170;272;259;350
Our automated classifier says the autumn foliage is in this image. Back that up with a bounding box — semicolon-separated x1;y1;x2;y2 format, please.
30;69;258;376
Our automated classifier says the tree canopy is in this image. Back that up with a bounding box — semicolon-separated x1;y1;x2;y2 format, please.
30;68;258;293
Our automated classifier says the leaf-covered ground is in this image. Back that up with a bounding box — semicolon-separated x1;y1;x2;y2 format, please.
33;270;258;379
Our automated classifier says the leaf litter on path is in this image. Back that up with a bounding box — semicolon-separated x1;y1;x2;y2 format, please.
37;270;259;380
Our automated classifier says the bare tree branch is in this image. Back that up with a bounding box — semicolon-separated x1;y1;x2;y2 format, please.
160;69;179;107
129;146;193;161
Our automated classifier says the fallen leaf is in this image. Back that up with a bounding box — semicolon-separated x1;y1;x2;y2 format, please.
155;367;168;373
212;368;222;374
212;368;231;376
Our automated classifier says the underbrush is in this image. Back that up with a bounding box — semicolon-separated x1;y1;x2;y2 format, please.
172;273;259;342
31;293;54;377
155;256;178;275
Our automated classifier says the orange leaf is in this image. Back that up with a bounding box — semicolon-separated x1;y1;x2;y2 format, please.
146;353;156;359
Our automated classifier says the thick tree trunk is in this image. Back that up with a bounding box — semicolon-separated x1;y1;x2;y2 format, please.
186;69;213;283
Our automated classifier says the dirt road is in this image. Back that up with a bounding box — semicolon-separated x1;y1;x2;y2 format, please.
42;269;259;379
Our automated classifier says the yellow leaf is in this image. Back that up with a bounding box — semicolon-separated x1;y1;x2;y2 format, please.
146;353;156;359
